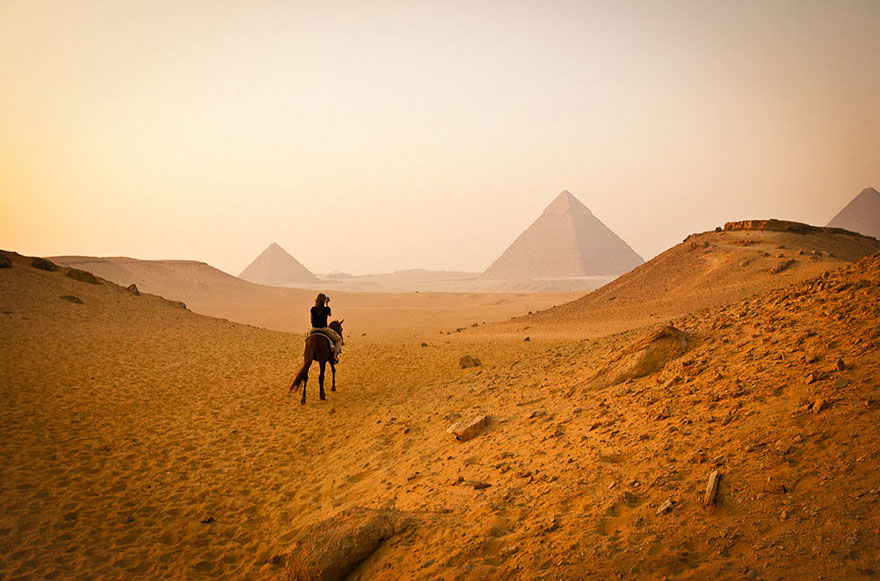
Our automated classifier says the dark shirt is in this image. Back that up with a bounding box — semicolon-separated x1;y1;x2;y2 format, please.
311;305;331;328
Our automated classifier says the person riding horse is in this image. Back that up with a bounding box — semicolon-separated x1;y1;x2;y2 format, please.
310;293;342;363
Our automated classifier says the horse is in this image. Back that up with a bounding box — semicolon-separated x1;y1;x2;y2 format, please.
289;320;343;405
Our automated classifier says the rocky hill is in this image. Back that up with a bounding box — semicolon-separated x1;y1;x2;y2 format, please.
520;219;880;335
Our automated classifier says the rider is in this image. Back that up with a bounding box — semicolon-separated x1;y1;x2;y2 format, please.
310;293;342;363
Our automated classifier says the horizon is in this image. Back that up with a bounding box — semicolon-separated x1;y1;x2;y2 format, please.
2;1;878;276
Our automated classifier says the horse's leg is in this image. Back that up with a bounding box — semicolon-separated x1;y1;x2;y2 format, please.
318;360;327;400
330;360;336;392
301;362;308;405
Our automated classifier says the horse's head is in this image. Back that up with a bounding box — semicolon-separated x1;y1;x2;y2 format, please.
329;319;344;340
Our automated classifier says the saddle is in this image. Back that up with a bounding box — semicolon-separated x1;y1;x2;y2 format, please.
307;329;336;349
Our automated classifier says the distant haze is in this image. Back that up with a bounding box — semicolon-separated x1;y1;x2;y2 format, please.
1;1;878;275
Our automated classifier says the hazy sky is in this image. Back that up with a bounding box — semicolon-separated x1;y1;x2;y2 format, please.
1;0;878;275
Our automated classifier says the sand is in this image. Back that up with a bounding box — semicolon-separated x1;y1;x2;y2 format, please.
2;242;880;579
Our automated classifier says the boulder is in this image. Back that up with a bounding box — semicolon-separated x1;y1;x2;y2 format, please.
31;257;58;272
459;355;482;369
65;268;99;284
598;326;689;386
127;283;140;295
0;254;11;268
273;507;409;581
447;415;490;442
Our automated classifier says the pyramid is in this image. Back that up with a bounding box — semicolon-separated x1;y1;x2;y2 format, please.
827;187;880;239
239;243;319;285
483;190;644;279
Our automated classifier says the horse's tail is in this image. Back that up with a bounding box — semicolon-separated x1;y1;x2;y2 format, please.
292;337;315;388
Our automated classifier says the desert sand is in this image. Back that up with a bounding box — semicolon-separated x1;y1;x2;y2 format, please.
2;225;880;579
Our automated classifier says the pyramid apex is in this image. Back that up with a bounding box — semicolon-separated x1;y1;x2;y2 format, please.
544;189;591;216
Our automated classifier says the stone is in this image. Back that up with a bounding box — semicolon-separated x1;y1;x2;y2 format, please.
704;471;721;506
276;507;409;581
812;399;828;415
459;355;482;369
0;254;10;268
31;257;58;271
464;480;491;490
770;259;795;274
835;358;846;371
657;500;674;515
598;326;689;386
447;415;490;442
127;283;140;295
65;268;99;284
60;295;83;304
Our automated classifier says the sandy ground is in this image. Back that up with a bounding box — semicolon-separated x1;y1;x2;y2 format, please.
2;244;880;579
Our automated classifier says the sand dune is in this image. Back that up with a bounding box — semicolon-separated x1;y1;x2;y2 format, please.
4;238;880;579
50;255;581;339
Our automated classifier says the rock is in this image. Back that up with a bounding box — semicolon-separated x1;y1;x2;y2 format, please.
656;500;674;515
201;516;214;524
420;342;427;347
127;284;140;295
835;358;846;371
60;295;84;304
277;507;409;581
459;355;482;369
598;326;689;386
703;471;721;506
447;415;490;442
804;371;827;384
812;399;828;415
501;545;518;557
0;254;11;268
770;259;795;274
65;268;99;284
523;336;530;342
464;480;491;490
31;257;58;272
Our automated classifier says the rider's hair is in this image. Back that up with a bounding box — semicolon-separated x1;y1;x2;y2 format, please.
315;293;328;306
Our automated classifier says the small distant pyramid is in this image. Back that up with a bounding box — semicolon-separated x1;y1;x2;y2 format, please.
827;187;880;239
239;243;319;285
483;190;644;279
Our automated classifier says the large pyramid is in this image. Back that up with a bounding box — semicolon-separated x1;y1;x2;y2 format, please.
827;187;880;239
239;242;319;285
483;190;644;279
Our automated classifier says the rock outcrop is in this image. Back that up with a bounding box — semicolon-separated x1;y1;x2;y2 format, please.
31;257;58;272
597;325;689;386
272;507;409;581
65;268;100;284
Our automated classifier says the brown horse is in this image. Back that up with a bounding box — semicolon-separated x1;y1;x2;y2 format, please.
289;320;343;404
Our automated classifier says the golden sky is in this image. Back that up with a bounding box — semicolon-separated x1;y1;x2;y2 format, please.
1;0;878;274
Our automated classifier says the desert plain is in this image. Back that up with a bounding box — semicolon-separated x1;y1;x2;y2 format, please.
2;221;880;580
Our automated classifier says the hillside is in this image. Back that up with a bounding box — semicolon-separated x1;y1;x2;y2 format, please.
50;255;580;339
516;220;880;335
